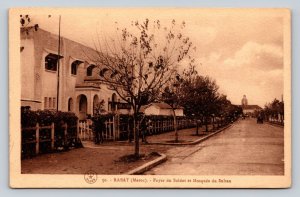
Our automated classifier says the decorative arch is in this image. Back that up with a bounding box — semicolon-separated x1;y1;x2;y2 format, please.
93;94;100;115
77;94;88;120
71;60;83;75
68;97;74;112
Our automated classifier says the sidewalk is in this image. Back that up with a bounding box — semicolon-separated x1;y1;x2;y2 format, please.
21;124;228;175
21;141;172;174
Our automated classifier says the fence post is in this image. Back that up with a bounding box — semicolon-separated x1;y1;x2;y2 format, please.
35;123;39;155
111;118;114;139
83;122;86;140
51;122;55;150
79;121;81;139
87;121;91;141
158;121;161;133
104;121;107;140
80;121;83;140
112;116;115;140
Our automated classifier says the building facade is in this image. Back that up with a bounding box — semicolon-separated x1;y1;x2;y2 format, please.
20;27;131;120
140;103;184;116
239;95;262;116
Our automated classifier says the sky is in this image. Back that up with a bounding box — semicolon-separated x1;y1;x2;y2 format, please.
29;9;285;107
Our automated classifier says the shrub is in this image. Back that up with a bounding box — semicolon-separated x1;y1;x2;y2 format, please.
54;111;78;127
21;109;78;128
21;109;38;128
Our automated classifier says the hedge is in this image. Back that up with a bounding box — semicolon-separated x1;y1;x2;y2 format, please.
21;109;78;128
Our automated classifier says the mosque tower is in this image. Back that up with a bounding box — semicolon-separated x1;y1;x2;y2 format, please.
241;95;248;106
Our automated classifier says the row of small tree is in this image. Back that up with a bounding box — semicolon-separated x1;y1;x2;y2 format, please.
262;98;284;124
161;66;242;137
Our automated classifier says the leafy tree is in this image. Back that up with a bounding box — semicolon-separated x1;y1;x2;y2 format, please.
181;75;220;132
91;19;195;157
263;98;284;124
214;94;231;127
160;64;198;139
160;75;184;143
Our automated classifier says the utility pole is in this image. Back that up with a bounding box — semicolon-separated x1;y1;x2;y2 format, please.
56;15;61;111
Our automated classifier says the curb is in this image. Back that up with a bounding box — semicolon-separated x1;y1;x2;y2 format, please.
147;124;233;146
124;153;167;175
266;122;284;128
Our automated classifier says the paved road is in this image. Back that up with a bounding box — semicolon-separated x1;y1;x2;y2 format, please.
145;119;284;175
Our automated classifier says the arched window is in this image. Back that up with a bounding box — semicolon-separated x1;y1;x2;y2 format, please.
93;95;100;115
71;60;82;75
68;98;73;111
87;64;96;76
77;94;88;120
111;93;117;111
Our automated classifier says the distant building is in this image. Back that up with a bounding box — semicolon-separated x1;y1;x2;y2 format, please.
241;105;262;115
241;95;248;106
20;27;131;120
239;95;262;116
140;102;184;116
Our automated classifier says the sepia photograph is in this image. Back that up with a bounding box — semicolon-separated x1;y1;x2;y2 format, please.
9;8;291;188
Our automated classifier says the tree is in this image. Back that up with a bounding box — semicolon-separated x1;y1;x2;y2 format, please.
160;75;184;143
214;94;231;127
263;98;284;124
91;19;195;157
180;75;220;132
157;63;198;142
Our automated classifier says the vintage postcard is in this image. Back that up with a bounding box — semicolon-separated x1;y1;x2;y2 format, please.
9;8;291;188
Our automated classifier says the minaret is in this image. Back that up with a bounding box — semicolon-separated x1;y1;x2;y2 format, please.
241;95;248;106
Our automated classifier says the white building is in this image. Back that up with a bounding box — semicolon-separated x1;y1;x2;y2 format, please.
140;102;184;116
239;95;262;116
20;27;131;120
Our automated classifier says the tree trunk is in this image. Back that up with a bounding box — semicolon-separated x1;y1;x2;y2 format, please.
172;109;178;143
133;115;139;157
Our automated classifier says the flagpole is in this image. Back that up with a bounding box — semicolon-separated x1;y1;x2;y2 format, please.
56;15;61;111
